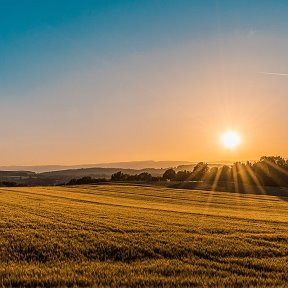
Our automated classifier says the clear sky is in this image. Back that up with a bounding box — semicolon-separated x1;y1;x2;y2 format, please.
1;0;288;165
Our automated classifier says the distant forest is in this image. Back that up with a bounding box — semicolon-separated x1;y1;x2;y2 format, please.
162;156;288;187
67;156;288;189
1;156;288;190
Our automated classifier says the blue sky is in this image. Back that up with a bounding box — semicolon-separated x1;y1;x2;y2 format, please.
1;0;287;93
0;1;288;164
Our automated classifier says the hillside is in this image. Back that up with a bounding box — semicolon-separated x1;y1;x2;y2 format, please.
0;161;193;173
0;162;232;186
0;171;36;182
1;184;287;287
0;167;166;186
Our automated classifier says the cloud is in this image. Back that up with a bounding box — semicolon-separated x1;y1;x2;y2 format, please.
260;72;288;77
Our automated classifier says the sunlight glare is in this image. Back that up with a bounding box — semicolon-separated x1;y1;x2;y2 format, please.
221;131;241;149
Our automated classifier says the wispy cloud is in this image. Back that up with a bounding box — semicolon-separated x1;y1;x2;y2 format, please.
260;72;288;77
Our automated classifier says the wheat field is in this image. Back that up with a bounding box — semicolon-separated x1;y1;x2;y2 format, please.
0;184;287;287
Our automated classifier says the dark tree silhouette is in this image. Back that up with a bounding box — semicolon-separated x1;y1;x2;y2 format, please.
77;156;288;189
163;168;176;180
67;177;107;185
137;172;153;182
191;162;209;181
205;167;218;183
111;171;127;181
219;165;231;182
175;170;191;181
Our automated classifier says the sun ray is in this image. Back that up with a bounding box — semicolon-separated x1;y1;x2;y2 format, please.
245;164;267;195
237;165;254;197
232;163;241;206
257;160;287;188
211;168;222;192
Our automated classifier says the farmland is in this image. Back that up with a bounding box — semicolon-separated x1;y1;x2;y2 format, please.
0;184;288;287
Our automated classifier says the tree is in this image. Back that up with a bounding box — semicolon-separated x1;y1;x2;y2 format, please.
163;168;176;180
205;167;218;183
257;156;288;186
219;165;232;182
137;172;153;182
111;171;126;181
175;170;191;181
191;162;209;181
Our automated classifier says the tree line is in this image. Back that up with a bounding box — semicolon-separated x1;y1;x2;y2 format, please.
111;171;160;182
110;156;288;188
2;156;287;188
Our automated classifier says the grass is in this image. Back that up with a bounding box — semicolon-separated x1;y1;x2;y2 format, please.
0;184;287;287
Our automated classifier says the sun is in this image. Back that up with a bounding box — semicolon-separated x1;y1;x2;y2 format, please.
220;130;241;149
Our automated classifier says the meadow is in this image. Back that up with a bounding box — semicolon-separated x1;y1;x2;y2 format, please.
0;184;287;287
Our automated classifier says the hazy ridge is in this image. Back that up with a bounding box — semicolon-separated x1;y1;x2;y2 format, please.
0;161;193;173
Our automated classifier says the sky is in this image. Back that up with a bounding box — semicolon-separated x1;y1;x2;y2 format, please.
0;0;288;165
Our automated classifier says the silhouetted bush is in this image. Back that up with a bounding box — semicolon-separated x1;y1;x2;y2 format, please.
67;177;107;185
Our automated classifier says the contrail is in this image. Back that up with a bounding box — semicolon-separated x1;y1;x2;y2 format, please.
260;72;288;77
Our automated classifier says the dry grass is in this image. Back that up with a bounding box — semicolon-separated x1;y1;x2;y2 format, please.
0;184;287;287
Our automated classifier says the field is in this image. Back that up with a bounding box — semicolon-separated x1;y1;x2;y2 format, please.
1;184;288;287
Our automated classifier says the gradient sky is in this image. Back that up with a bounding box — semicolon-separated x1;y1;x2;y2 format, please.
1;0;288;165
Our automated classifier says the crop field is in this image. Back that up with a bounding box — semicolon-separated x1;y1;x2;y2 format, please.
0;184;288;287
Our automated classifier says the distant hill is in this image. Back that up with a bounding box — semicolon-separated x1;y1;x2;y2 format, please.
0;161;192;173
0;167;167;186
37;167;166;185
87;161;193;169
0;171;35;177
0;171;35;181
0;161;236;186
176;161;233;171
